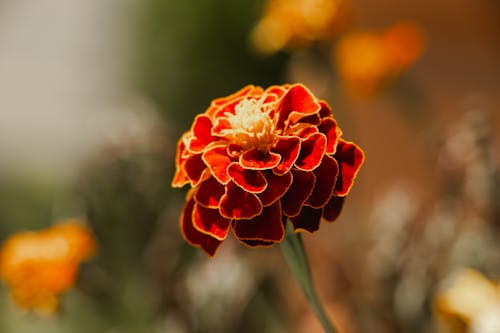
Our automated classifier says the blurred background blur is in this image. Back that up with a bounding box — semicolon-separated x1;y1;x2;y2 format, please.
0;0;499;332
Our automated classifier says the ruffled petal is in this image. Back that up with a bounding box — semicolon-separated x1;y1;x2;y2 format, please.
322;196;345;222
295;132;327;171
318;101;333;118
272;136;301;175
194;177;225;208
220;182;263;219
281;169;316;217
319;118;342;154
187;114;215;153
228;163;267;193
180;195;222;256
258;171;293;206
306;155;339;208
291;206;322;233
334;140;365;196
233;201;284;242
239;149;281;170
202;145;233;185
184;154;209;186
276;84;321;129
192;203;231;240
172;138;190;187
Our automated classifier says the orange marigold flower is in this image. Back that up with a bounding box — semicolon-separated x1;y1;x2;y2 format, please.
334;21;425;96
0;219;96;314
172;83;364;256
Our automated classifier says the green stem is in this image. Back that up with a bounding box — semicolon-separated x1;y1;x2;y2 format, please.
280;220;338;333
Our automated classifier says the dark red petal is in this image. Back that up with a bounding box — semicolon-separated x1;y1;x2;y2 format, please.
233;201;284;242
228;163;267;193
276;84;321;129
318;101;333;118
306;155;339;208
202;145;233;184
272;136;301;175
258;171;293;206
180;195;222;256
288;123;318;139
291;206;322;233
298;113;321;125
240;149;281;170
323;196;345;222
295;133;327;171
195;177;225;208
184;154;209;186
334;140;365;196
319;118;342;154
188;114;215;153
239;239;275;247
220;182;263;219
281;169;316;217
192;203;231;240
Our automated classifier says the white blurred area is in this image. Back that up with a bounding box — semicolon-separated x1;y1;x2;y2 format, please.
0;0;160;180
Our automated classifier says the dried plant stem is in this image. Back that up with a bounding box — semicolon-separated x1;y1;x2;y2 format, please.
280;220;338;333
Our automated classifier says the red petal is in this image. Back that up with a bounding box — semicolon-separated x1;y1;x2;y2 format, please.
194;177;225;208
184;153;209;186
212;117;231;136
192;203;231;240
295;133;327;171
240;149;281;170
233;201;284;242
180;195;222;256
211;85;262;108
276;84;321;129
240;239;275;247
188;115;215;153
319;101;333;118
306;155;339;208
172;137;190;187
334;140;365;196
258;171;292;206
264;85;287;100
281;169;316;217
323;196;345;222
220;182;263;219
202;145;233;184
272;136;301;175
291;206;322;233
228;163;267;193
319;118;342;154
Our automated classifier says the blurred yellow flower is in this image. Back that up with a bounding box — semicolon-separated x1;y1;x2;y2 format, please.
434;268;500;333
251;0;351;54
334;21;425;96
0;219;96;314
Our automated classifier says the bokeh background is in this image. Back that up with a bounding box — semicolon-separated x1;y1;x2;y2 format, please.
0;0;499;332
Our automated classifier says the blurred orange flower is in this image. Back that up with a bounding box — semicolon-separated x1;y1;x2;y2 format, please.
251;0;351;54
0;220;96;314
334;21;425;96
434;268;500;333
172;83;364;256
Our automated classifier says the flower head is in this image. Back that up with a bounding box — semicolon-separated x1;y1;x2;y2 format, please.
0;220;96;314
172;83;364;256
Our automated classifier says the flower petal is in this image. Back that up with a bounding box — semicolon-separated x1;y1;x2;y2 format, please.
180;195;222;256
276;84;321;129
258;171;292;206
239;239;275;247
306;155;339;208
194;177;225;208
319;118;342;154
334;140;365;196
184;154;209;186
272;136;301;175
281;169;316;217
202;145;233;185
240;149;281;170
291;206;322;233
192;203;231;240
228;163;267;193
233;201;284;242
187;114;215;153
318;101;333;118
220;182;263;219
322;196;345;222
295;132;327;171
172;138;190;187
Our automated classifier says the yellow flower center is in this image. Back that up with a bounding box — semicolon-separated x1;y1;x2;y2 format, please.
223;98;277;151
